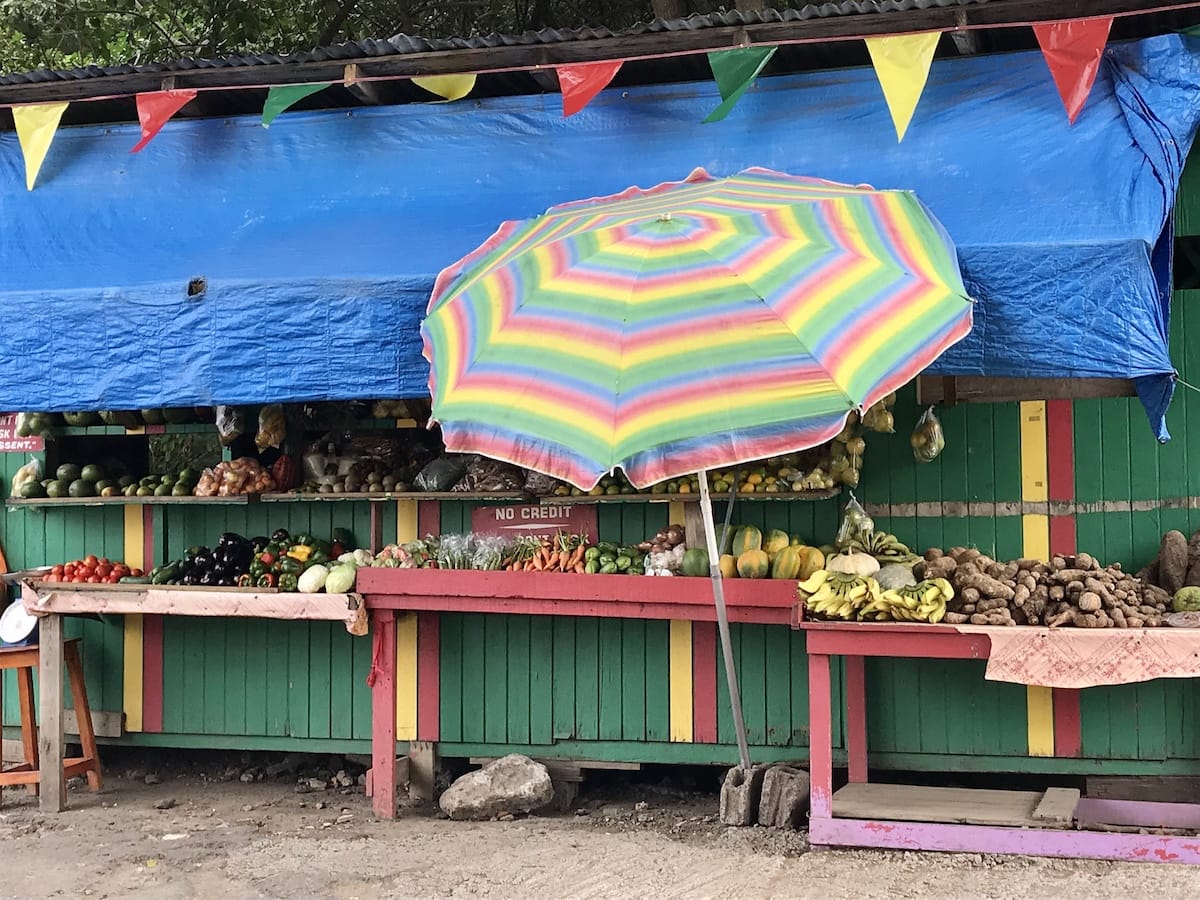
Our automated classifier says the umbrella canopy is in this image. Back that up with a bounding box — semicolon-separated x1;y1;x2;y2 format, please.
422;166;972;489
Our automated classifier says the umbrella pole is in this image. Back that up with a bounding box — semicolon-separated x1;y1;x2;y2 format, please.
697;468;752;772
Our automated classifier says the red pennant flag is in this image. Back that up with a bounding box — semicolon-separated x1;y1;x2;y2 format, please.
557;61;623;117
1033;17;1113;124
131;89;197;152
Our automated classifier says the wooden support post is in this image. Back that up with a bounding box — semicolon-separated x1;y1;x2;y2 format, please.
807;650;833;821
38;614;65;812
370;610;398;819
409;740;436;802
845;655;868;784
17;665;39;796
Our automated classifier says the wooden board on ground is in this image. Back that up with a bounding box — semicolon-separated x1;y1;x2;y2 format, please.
1086;776;1200;804
833;783;1061;828
1032;787;1081;826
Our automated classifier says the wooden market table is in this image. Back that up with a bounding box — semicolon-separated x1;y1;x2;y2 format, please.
358;568;799;818
21;582;367;812
799;620;1200;864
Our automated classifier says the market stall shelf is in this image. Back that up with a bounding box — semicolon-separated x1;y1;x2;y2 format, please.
538;488;842;504
6;495;256;507
260;491;529;503
800;620;1200;864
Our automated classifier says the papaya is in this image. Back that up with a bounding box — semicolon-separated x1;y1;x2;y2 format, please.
730;525;762;557
736;549;770;579
681;548;709;577
796;546;826;581
762;529;790;560
770;545;804;580
719;554;738;579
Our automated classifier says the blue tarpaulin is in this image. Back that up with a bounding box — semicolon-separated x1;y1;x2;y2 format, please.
2;35;1199;437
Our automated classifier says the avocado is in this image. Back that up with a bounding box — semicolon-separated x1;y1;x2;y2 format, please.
68;479;95;498
18;481;47;499
117;475;136;488
171;483;191;496
160;474;175;485
79;464;105;483
100;485;121;497
136;486;154;497
153;483;172;496
178;467;198;485
40;478;55;489
123;484;139;497
140;408;165;425
140;475;159;487
56;463;82;482
93;479;114;494
46;479;70;498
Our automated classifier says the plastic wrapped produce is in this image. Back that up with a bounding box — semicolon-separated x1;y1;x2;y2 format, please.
911;407;946;463
215;405;247;447
255;403;287;451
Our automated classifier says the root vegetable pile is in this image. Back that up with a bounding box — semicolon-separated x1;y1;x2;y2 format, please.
917;547;1168;628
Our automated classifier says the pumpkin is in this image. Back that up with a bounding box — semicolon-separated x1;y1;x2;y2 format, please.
762;529;790;560
681;548;710;577
736;549;770;579
770;545;803;580
730;525;762;556
825;550;880;577
719;554;739;579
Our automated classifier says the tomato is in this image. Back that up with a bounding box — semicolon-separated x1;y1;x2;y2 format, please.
106;574;121;584
83;555;99;568
71;575;86;583
113;563;128;575
130;568;144;578
95;565;111;578
42;573;57;583
51;563;64;575
86;575;101;584
99;557;111;567
63;563;76;577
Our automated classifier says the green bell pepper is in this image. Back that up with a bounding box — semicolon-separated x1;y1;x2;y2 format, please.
279;572;299;592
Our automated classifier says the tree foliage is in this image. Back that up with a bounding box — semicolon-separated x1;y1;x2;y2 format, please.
0;0;741;74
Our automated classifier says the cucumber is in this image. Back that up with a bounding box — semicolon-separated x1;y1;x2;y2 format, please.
119;575;152;585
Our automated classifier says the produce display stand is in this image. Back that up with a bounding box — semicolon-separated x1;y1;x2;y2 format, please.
799;620;1200;864
358;568;798;818
20;581;367;812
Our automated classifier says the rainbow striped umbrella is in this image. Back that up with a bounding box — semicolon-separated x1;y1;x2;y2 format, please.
422;167;972;490
421;167;972;771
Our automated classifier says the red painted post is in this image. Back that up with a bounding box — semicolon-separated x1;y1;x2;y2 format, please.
370;610;398;819
807;651;834;819
691;621;718;743
845;655;868;783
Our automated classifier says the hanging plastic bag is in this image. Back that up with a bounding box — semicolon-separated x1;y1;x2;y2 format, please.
911;406;945;464
255;403;287;451
215;405;247;447
10;459;42;497
835;494;875;550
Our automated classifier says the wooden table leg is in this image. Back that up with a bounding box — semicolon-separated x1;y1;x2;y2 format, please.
65;641;102;791
370;611;398;819
17;664;39;796
845;655;868;784
807;650;834;820
38;615;65;812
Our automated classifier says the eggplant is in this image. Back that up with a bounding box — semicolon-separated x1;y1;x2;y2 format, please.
199;571;218;586
271;529;291;544
251;536;270;552
218;532;245;548
191;553;212;571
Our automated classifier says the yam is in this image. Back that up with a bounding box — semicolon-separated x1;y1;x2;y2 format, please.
1077;592;1102;613
1013;584;1031;608
955;549;982;565
1076;552;1098;572
943;612;969;625
961;604;977;615
1066;580;1085;595
1051;556;1068;570
1049;585;1065;601
1015;558;1043;571
1110;607;1128;628
961;587;981;604
969;613;990;625
1052;569;1089;584
1135;560;1160;588
1158;530;1188;594
1073;613;1101;628
923;557;957;580
985;563;1005;580
960;573;1015;601
1047;609;1075;628
976;597;1007;613
924;547;944;561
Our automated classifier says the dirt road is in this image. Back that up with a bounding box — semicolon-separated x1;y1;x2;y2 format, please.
2;764;1198;899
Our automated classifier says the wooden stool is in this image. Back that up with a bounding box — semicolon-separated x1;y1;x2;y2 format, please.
0;638;101;801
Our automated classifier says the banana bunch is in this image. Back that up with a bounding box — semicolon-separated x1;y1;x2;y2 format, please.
798;570;882;620
850;530;919;565
858;578;954;623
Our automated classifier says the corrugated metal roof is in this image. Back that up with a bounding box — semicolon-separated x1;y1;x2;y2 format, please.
0;1;994;86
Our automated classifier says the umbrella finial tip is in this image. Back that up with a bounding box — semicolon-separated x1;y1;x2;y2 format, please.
658;212;672;222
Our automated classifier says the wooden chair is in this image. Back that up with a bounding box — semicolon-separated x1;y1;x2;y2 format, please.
0;638;101;801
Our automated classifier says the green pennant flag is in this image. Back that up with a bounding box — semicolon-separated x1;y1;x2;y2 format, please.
704;46;777;123
262;83;330;127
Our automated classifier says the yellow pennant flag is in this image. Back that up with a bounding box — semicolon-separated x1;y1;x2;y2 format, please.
411;74;476;102
13;101;69;190
865;31;942;141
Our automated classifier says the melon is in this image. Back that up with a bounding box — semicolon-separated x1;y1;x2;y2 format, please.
736;549;770;579
762;529;790;560
719;554;738;579
770;545;804;580
730;525;762;557
681;548;710;577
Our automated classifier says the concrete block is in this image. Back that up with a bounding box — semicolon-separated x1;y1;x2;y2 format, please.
719;764;768;826
758;765;811;829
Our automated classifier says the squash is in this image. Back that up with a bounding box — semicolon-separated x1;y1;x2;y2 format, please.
681;548;710;577
730;525;762;556
795;546;825;581
770;545;803;580
736;549;770;579
825;551;880;577
719;554;739;579
762;529;790;560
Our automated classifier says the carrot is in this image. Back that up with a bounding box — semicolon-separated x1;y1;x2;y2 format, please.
568;546;585;568
573;562;585;574
559;550;571;570
532;556;544;572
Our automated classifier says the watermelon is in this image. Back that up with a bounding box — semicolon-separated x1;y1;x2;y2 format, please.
736;549;770;579
681;548;710;577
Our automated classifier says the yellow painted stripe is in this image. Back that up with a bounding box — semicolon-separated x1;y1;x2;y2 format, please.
1022;515;1050;564
396;613;418;741
122;504;145;732
123;614;144;732
669;620;693;742
1026;685;1055;757
1019;401;1048;503
668;500;686;528
396;499;418;543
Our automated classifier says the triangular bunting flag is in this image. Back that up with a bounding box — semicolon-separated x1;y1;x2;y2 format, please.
865;31;942;141
12;101;68;190
131;89;197;153
557;61;623;117
262;83;330;127
704;46;777;123
1034;18;1113;124
411;74;476;102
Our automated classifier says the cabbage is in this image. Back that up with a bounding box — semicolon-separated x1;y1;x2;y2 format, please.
324;563;357;594
298;564;329;594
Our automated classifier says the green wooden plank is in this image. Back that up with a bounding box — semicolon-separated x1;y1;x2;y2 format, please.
1072;399;1104;504
243;619;268;737
528;616;554;744
884;385;920;505
620;620;646;742
460;614;487;743
350;628;373;741
1099;398;1133;503
201;618;227;735
574;618;599;741
991;403;1023;501
307;623;332;740
763;625;792;747
160;618;187;734
483;615;508;743
439;614;464;743
507;615;531;745
265;621;290;736
791;633;810;746
596;504;623;544
287;622;311;739
551;617;576;740
1135;682;1168;761
220;621;247;735
328;628;353;741
597;618;624;740
962;404;996;502
643;620;670;743
737;624;767;746
182;618;206;734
